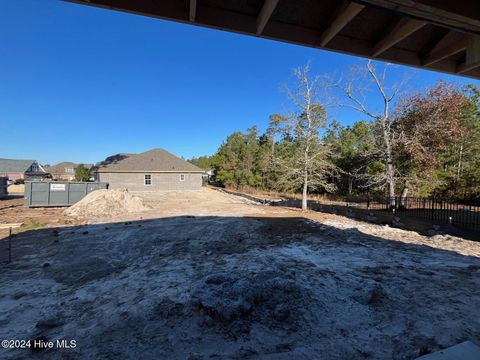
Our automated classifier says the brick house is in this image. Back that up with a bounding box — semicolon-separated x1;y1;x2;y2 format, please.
47;162;93;181
0;159;49;182
95;149;204;191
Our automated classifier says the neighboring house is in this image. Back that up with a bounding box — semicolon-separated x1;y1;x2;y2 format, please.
203;167;215;184
205;167;214;178
0;159;49;181
47;162;93;181
95;148;204;191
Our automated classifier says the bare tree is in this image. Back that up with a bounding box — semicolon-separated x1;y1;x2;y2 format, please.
271;64;336;211
334;61;403;205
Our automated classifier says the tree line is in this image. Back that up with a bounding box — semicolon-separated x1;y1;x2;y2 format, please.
189;61;480;210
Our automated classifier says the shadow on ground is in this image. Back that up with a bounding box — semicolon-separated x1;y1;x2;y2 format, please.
219;189;480;241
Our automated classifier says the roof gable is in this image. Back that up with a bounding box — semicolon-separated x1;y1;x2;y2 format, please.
97;149;203;173
0;159;37;173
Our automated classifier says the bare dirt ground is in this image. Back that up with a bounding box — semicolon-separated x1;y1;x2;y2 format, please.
222;188;480;241
0;197;66;238
0;188;479;359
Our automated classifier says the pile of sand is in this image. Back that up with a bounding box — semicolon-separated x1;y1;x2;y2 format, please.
7;184;24;194
64;189;150;218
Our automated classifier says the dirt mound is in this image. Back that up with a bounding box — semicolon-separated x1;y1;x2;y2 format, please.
188;271;317;334
64;189;150;218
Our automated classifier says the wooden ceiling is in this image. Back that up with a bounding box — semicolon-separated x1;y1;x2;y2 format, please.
66;0;480;79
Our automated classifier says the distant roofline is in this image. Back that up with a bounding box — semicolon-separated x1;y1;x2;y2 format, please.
48;162;94;170
0;158;35;162
0;159;45;173
96;148;203;172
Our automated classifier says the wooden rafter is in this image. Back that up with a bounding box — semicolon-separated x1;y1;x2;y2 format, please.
457;60;480;74
457;36;480;74
189;0;197;22
358;0;480;35
419;29;451;58
318;2;364;47
373;18;427;57
422;40;468;67
256;0;280;35
64;0;480;80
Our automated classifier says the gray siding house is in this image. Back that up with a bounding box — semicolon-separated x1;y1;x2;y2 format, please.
95;148;204;191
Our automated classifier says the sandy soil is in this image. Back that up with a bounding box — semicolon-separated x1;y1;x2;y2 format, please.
64;189;150;219
7;184;24;194
0;188;479;359
0;198;66;239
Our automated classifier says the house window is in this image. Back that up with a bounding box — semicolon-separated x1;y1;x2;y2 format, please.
180;174;186;181
144;174;152;185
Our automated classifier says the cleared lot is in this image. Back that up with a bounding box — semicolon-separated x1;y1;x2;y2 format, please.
0;188;479;359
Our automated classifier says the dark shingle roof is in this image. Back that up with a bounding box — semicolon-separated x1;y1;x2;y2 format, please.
97;149;203;173
0;159;36;173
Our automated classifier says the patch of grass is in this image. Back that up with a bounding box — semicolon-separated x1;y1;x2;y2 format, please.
23;218;43;230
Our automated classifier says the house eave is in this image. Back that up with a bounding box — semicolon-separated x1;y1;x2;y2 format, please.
96;170;205;173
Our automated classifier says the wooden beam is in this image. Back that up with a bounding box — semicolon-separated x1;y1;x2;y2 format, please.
419;28;451;58
189;0;196;22
357;0;480;35
373;18;427;57
457;60;480;74
465;37;480;65
457;36;480;74
422;39;468;66
318;2;365;47
64;0;480;80
256;0;279;35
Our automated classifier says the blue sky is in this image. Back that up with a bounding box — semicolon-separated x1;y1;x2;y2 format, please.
1;0;478;165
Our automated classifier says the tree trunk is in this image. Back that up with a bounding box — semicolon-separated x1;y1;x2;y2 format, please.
348;176;353;195
302;171;308;211
455;142;464;195
383;120;396;208
268;137;276;189
399;178;409;209
457;143;463;181
302;147;309;211
386;160;395;206
386;166;396;209
302;132;310;211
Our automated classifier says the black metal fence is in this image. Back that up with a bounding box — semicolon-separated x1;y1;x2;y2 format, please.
220;188;480;232
346;196;480;231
